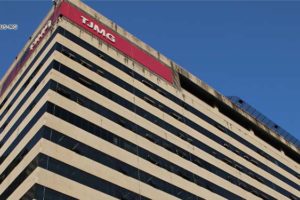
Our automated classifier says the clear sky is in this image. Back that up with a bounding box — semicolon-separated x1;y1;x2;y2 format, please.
0;1;299;142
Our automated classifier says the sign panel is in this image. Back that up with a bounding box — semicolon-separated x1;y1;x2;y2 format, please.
58;2;173;83
0;1;173;98
0;6;61;97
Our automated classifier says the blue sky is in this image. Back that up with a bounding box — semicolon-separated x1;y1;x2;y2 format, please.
0;1;299;142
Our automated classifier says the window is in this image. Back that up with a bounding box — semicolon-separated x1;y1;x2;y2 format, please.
156;88;166;96
56;87;71;99
117;118;126;128
80;59;92;69
78;77;92;88
62;49;76;60
250;159;259;166
145;133;158;144
235;164;243;172
76;97;84;106
255;175;265;183
96;68;105;76
290;195;298;200
193;157;203;167
33;81;40;90
215;123;226;132
28;102;36;111
141;79;153;89
97;53;105;60
0;97;8;110
186;137;193;144
234;149;241;155
223;143;230;149
147;154;159;165
23;78;31;88
223;158;233;166
118;165;129;175
143;96;156;106
158;104;165;111
171;112;182;121
243;154;250;160
147;177;158;188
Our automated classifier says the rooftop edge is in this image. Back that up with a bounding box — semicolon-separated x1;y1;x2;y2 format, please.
0;0;299;159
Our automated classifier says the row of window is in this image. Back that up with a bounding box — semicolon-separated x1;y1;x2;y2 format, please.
21;184;77;200
0;28;60;119
1;55;296;200
0;79;230;199
3;120;203;200
1;152;150;200
0;47;297;199
0;83;52;185
56;28;300;182
0;71;53;166
51;78;275;200
0;84;240;200
57;45;298;198
0;101;150;200
0;28;298;198
0;67;296;200
43;154;149;200
45;126;205;200
0;43;57;133
48;103;238;200
0;26;298;187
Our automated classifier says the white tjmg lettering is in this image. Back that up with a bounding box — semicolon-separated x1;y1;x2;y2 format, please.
106;33;116;43
81;15;116;43
87;21;94;28
81;16;88;24
93;25;106;36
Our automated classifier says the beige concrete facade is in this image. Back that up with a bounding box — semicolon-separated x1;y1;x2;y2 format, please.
0;0;299;199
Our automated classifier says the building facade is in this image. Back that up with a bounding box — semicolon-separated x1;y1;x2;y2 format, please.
0;0;299;199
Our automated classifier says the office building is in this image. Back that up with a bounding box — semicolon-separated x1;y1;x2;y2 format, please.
0;0;299;199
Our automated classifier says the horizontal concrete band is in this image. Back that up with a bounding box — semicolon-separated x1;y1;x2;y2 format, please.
1;24;298;199
0;37;298;198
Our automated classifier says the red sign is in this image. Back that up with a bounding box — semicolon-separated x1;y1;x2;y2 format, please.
30;20;52;51
0;5;61;97
0;1;173;98
58;2;173;83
